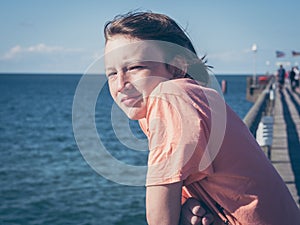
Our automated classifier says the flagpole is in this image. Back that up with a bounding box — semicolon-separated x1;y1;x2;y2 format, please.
266;60;270;75
252;44;257;87
292;50;300;67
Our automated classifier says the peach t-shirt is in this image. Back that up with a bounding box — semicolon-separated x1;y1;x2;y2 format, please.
139;78;300;225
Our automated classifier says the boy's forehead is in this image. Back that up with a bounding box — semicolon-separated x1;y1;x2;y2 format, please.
104;39;166;68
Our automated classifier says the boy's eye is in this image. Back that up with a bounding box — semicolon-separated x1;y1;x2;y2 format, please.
128;65;145;71
106;71;117;77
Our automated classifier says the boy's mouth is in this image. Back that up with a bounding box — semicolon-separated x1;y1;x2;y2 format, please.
120;95;142;107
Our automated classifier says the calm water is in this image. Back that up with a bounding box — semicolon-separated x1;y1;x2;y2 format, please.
0;74;252;225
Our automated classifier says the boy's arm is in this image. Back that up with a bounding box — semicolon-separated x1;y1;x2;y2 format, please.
146;181;183;225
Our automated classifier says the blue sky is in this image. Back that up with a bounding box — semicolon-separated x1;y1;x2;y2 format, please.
1;0;300;74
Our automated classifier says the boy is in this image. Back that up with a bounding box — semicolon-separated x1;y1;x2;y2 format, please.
104;11;300;225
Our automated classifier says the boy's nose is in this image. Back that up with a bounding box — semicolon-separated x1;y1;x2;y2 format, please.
117;71;127;92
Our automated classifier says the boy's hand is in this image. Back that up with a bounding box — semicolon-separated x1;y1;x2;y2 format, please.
180;198;214;225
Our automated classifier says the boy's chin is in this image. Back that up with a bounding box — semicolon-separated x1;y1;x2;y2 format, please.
124;108;145;120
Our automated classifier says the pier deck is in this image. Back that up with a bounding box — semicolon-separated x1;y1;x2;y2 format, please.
271;87;300;207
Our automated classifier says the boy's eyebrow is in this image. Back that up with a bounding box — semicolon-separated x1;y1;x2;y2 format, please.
105;66;116;71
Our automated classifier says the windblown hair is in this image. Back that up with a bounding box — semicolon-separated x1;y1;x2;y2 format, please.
104;11;210;84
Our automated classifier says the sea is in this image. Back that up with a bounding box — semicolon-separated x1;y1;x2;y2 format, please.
0;74;253;225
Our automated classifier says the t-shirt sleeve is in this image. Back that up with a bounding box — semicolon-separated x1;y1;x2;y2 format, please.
145;93;214;187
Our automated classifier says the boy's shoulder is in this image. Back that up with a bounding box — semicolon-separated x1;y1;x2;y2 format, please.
152;78;220;100
152;78;199;96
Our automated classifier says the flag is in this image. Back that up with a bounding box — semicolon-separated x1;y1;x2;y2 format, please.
292;50;300;57
276;51;285;58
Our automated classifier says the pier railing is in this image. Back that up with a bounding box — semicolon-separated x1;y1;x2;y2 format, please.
243;76;275;135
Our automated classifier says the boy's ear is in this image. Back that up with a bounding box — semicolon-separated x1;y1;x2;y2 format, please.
168;56;188;78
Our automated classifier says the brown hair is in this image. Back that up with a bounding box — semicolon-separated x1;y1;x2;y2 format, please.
104;11;210;84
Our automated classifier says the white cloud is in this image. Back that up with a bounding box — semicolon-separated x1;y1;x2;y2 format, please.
1;43;83;60
27;43;64;53
2;45;22;60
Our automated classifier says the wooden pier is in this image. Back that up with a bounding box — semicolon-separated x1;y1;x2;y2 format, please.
243;77;300;208
271;87;300;207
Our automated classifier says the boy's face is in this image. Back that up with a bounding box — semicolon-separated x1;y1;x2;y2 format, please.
105;36;173;120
